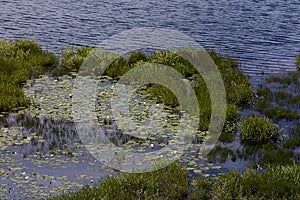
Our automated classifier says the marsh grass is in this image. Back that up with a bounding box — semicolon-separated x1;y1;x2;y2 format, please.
60;46;93;71
240;116;280;146
49;162;189;200
218;132;236;143
52;163;300;200
256;70;300;121
284;137;300;149
202;164;300;200
261;148;294;166
265;107;299;121
0;39;57;112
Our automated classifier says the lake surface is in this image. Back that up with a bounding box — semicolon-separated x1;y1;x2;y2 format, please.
1;0;300;83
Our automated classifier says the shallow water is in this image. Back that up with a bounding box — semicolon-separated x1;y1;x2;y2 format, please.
1;0;300;83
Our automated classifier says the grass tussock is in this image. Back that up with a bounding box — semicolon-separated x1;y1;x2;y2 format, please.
240;116;280;146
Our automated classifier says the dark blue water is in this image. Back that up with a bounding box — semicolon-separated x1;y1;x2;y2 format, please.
1;0;300;82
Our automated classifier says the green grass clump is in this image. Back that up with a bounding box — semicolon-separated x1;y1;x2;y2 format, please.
222;104;239;134
191;164;300;200
213;164;300;199
50;163;189;200
49;162;189;200
261;148;294;166
240;116;280;146
265;107;299;121
189;177;212;200
0;39;57;112
284;137;300;149
60;46;94;71
127;52;149;66
218;132;236;143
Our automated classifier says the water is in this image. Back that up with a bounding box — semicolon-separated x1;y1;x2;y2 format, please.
1;0;300;83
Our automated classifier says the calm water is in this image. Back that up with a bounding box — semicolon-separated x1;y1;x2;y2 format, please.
1;0;300;83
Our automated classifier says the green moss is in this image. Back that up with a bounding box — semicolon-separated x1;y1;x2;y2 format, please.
49;162;189;200
240;116;280;146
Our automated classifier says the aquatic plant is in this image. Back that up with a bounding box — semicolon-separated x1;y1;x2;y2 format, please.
240;116;280;146
222;104;239;134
